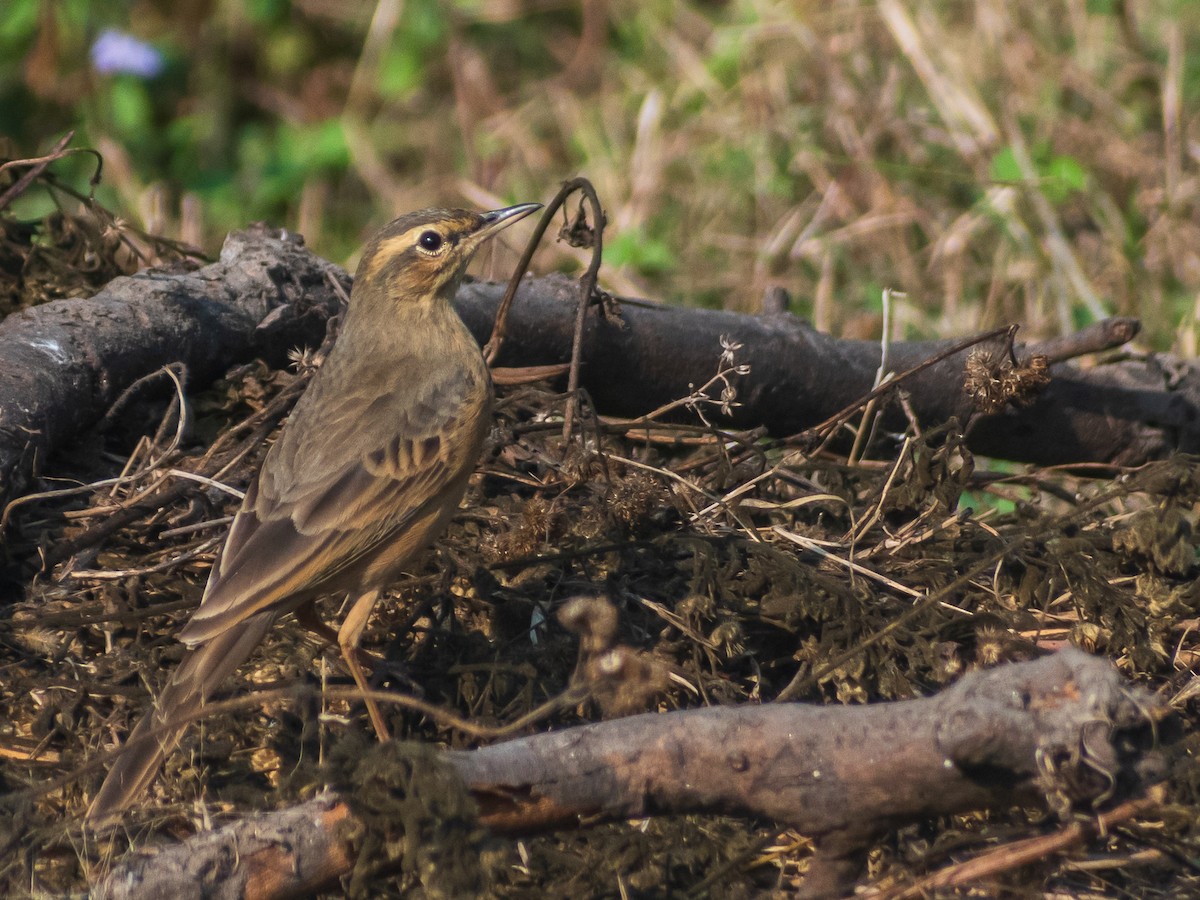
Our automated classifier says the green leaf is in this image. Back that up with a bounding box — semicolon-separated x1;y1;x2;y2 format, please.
284;119;350;172
605;227;676;275
705;146;754;183
705;31;742;89
1043;154;1088;203
990;145;1088;203
108;76;153;135
376;0;449;98
263;30;313;76
405;0;448;48
245;0;288;24
1071;301;1098;330
989;146;1022;184
378;44;424;98
0;0;38;46
959;490;1016;517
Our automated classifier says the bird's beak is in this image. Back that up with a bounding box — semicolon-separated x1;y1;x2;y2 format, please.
470;203;542;247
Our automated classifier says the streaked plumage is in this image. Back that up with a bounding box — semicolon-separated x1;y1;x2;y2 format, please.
86;203;541;821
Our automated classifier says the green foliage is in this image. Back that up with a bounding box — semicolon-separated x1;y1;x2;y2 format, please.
989;143;1089;204
378;0;450;98
1;0;1198;343
1071;301;1097;331
378;44;424;99
281;120;350;176
959;489;1016;517
262;29;314;76
245;0;289;25
959;459;1026;517
106;77;153;137
234;120;348;211
705;29;744;89
605;226;676;276
0;0;37;47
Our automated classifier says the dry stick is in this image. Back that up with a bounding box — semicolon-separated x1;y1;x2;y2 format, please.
42;480;192;571
490;363;571;385
87;650;1163;900
67;536;222;581
44;304;336;564
971;461;1137;491
477;181;604;432
158;515;234;539
1031;315;1140;365
772;520;1017;705
774;536;1011;703
848;436;912;544
772;525;969;615
776;556;958;702
848;287;901;466
44;683;592;807
874;786;1168;899
0;132;102;211
0;361;188;527
779;386;1029;702
560;182;606;440
36;156;207;262
41;378;306;569
483;209;553;365
481;178;605;438
0;596;198;632
482;177;604;366
806;325;1016;455
29;142;161;268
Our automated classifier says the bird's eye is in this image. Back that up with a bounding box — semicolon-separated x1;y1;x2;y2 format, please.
418;230;443;252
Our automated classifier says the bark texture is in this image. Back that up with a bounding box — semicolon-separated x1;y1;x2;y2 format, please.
92;649;1165;900
0;228;346;512
1;228;1196;517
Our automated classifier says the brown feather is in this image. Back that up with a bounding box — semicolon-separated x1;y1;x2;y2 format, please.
85;613;276;820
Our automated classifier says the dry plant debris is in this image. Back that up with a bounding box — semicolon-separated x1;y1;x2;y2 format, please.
0;139;204;315
0;152;1196;898
0;330;1198;897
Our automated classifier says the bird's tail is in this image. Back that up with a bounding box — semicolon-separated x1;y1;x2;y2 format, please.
85;612;275;823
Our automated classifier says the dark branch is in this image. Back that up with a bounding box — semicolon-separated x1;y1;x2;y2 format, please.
1;229;1196;519
90;649;1167;900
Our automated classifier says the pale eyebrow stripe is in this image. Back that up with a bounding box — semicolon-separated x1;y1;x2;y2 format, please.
363;229;424;280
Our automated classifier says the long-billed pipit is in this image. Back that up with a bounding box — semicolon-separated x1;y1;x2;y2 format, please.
86;203;541;821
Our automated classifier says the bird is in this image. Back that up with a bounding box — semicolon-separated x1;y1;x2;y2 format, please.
86;202;542;822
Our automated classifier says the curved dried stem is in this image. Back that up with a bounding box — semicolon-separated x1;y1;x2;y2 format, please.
480;177;606;442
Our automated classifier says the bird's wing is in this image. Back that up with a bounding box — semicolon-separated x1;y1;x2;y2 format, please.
178;373;488;643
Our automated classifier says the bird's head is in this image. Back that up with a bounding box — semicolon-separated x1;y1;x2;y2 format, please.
353;203;542;306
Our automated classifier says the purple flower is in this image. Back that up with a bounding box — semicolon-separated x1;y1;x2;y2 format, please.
91;29;165;78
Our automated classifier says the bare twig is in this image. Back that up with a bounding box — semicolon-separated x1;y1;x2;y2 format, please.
0;132;102;211
807;325;1016;453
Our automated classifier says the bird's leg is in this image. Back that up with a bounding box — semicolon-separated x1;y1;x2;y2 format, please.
298;602;387;667
294;602;339;647
337;589;391;742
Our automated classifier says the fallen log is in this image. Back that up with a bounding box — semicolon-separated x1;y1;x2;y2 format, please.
1;228;1196;516
0;227;346;514
91;649;1166;900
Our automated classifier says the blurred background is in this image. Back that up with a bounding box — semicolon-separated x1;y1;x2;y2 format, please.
2;0;1199;348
